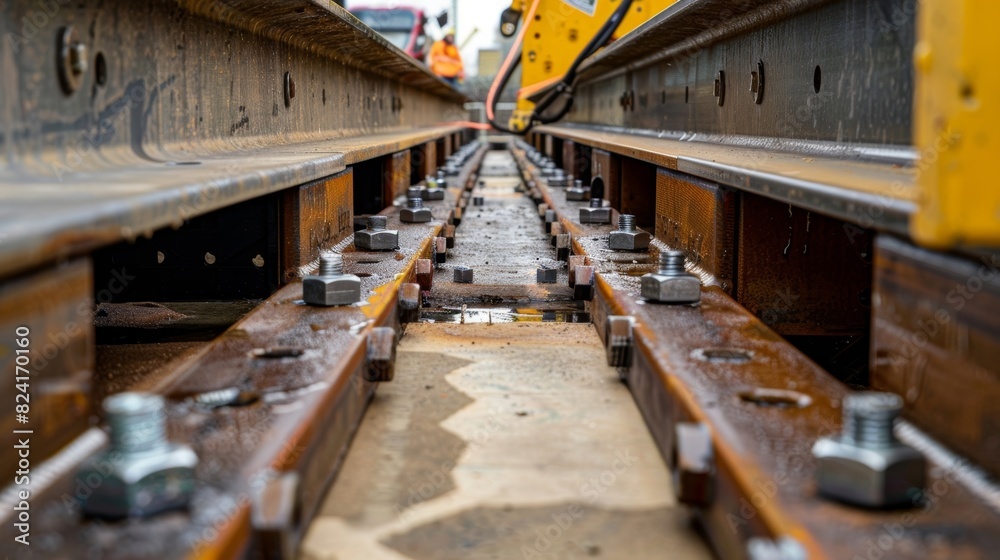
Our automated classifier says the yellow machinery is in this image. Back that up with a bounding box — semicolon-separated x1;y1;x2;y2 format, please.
496;0;675;131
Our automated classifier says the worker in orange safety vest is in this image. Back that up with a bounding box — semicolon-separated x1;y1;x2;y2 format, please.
429;29;464;85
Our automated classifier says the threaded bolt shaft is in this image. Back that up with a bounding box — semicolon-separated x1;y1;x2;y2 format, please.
618;214;636;231
105;392;167;454
408;197;423;209
320;254;344;276
574;179;583;189
841;392;902;448
367;215;387;231
589;198;602;208
659;250;687;275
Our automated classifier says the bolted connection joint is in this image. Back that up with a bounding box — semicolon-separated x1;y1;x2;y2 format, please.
365;327;397;382
812;392;926;508
401;197;433;223
77;392;198;518
609;214;650;251
641;251;700;303
605;315;635;369
580;199;611;224
303;254;362;306
355;215;399;251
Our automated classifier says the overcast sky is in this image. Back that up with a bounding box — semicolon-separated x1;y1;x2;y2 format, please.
345;0;511;75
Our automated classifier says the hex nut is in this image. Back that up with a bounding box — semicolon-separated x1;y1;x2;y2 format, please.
579;206;611;224
537;267;558;283
423;187;445;200
303;275;362;306
453;266;474;283
355;228;399;251
641;272;700;303
400;207;433;223
77;393;197;519
365;327;397;382
609;229;651;251
566;185;591;201
812;438;925;508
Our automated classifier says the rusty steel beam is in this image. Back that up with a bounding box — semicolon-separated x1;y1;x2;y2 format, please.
513;143;1000;560
0;0;466;281
0;143;487;559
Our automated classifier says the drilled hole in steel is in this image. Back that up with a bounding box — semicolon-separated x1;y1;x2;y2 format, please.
251;347;305;359
684;86;689;104
738;388;812;409
355;272;373;278
691;347;753;363
95;52;107;86
356;259;381;264
165;161;201;166
813;65;822;94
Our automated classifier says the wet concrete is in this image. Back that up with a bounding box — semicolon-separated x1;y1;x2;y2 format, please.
301;150;711;560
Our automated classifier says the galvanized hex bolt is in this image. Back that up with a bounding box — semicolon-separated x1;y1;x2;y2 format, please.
303;254;362;306
355;215;399;251
473;196;484;206
580;198;611;224
609;214;651;251
566;179;591;201
641;251;700;303
400;198;432;223
453;266;474;283
407;185;425;200
605;315;635;368
549;170;570;186
536;266;558;283
77;392;198;518
674;422;713;506
365;327;397;382
812;392;926;508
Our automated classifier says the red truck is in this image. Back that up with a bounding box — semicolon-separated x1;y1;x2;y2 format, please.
351;6;430;62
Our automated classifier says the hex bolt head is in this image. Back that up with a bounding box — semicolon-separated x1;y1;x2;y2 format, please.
567;255;587;287
77;392;198;518
812;392;926;508
398;283;422;323
609;214;651;251
400;198;433;223
424;186;445;200
365;327;397;382
574;265;595;301
473;196;485;206
566;179;591;201
415;258;434;291
303;254;362;306
555;234;571;261
673;422;714;506
605;315;635;368
641;251;700;303
536;266;558;283
544;209;556;233
355;216;399;251
579;199;611;224
453;266;474;283
434;237;447;264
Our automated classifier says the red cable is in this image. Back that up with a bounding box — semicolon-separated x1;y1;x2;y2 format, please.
486;0;541;123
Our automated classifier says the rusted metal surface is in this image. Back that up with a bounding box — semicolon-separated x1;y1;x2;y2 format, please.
737;192;872;337
590;149;621;207
655;168;737;293
385;150;413;202
514;143;1000;560
0;142;485;559
283;170;355;282
872;236;1000;479
535;125;916;235
0;0;466;282
0;259;93;479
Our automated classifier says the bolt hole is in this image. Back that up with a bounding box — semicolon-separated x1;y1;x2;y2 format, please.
356;259;381;264
738;388;812;409
165;161;201;166
685;86;689;104
95;52;107;86
813;65;822;94
691;348;753;363
355;272;373;278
